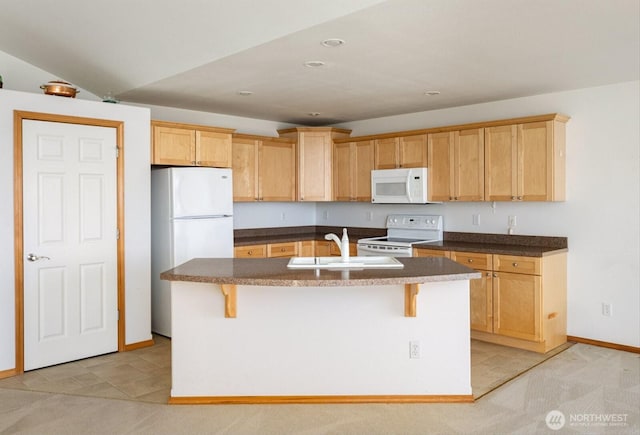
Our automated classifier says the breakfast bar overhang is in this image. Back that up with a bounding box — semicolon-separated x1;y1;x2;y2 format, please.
161;257;480;404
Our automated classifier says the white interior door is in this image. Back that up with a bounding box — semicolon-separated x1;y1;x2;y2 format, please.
22;120;118;371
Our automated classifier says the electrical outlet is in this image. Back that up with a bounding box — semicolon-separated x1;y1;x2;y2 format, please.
602;303;612;317
366;211;373;221
472;214;480;226
322;210;329;220
409;341;421;359
508;215;517;227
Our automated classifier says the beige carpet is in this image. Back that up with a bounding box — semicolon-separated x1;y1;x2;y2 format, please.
0;335;573;403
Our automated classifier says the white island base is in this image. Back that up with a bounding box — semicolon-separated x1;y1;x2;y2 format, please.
169;279;472;404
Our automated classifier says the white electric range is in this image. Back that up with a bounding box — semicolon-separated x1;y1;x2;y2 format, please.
357;214;443;257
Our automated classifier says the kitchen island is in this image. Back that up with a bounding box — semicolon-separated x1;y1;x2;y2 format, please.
161;257;480;404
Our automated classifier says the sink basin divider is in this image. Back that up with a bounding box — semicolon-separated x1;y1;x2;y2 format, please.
404;283;420;317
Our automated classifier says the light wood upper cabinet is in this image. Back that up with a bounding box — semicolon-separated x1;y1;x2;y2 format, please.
278;127;351;201
374;134;427;169
232;134;295;202
196;130;233;167
485;118;567;201
428;128;484;201
151;121;234;167
231;137;259;202
374;137;399;169
261;139;296;201
333;140;374;201
399;134;428;168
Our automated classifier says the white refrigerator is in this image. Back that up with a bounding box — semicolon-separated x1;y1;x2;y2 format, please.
151;167;234;337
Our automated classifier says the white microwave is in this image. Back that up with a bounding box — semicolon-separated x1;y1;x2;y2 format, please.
371;167;436;204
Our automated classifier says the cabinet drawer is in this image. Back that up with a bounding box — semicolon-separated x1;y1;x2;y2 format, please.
450;251;493;271
267;242;298;258
413;248;450;258
494;254;540;275
234;244;267;258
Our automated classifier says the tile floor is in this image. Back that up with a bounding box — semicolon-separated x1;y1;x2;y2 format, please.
0;336;570;403
0;339;637;434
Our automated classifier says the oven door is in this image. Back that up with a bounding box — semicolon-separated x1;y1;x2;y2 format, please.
357;243;413;257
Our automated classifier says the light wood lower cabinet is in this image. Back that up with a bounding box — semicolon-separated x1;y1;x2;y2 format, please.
234;244;267;258
315;241;357;257
412;248;450;258
235;242;299;258
450;250;567;353
236;240;357;258
267;242;298;258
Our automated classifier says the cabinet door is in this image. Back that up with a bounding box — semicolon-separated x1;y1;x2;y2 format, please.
232;138;259;201
455;128;484;201
427;132;454;201
298;240;315;257
485;125;517;201
267;242;298;258
234;244;267;258
315;240;332;256
374;137;399;169
298;132;332;201
518;121;552;201
493;272;541;341
260;140;296;201
152;126;195;165
470;272;493;333
196;131;232;168
353;140;374;201
333;142;354;201
399;134;427;168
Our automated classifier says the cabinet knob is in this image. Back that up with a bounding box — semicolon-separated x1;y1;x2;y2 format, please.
248;250;253;255
512;262;518;267
493;273;498;278
196;161;202;165
192;161;197;165
511;196;516;200
517;196;522;200
485;272;491;277
467;258;474;263
280;247;286;252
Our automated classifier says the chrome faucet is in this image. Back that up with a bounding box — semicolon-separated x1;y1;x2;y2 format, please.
324;228;350;263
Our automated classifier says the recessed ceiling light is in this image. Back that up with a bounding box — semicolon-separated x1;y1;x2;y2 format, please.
321;38;345;48
237;90;253;96
304;60;325;68
424;90;441;96
308;112;321;117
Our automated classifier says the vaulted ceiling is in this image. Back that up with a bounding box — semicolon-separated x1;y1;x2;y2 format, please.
1;0;638;125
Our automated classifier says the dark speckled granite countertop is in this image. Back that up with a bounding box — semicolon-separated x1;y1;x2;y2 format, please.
235;227;567;257
161;257;480;287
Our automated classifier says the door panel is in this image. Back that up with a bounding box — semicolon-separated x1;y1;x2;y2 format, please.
23;120;118;370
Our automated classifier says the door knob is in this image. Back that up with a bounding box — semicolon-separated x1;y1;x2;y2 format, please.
27;253;50;262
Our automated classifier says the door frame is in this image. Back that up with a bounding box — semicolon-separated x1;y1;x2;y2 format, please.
13;110;126;373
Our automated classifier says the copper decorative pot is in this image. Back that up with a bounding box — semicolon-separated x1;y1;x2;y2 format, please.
40;80;79;98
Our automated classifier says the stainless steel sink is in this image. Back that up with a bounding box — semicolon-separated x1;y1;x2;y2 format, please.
287;256;404;269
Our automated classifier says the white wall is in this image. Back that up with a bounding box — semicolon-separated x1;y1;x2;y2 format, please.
233;82;640;348
0;89;152;372
323;81;639;348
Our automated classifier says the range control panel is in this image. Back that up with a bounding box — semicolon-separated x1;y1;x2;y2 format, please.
386;214;443;231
